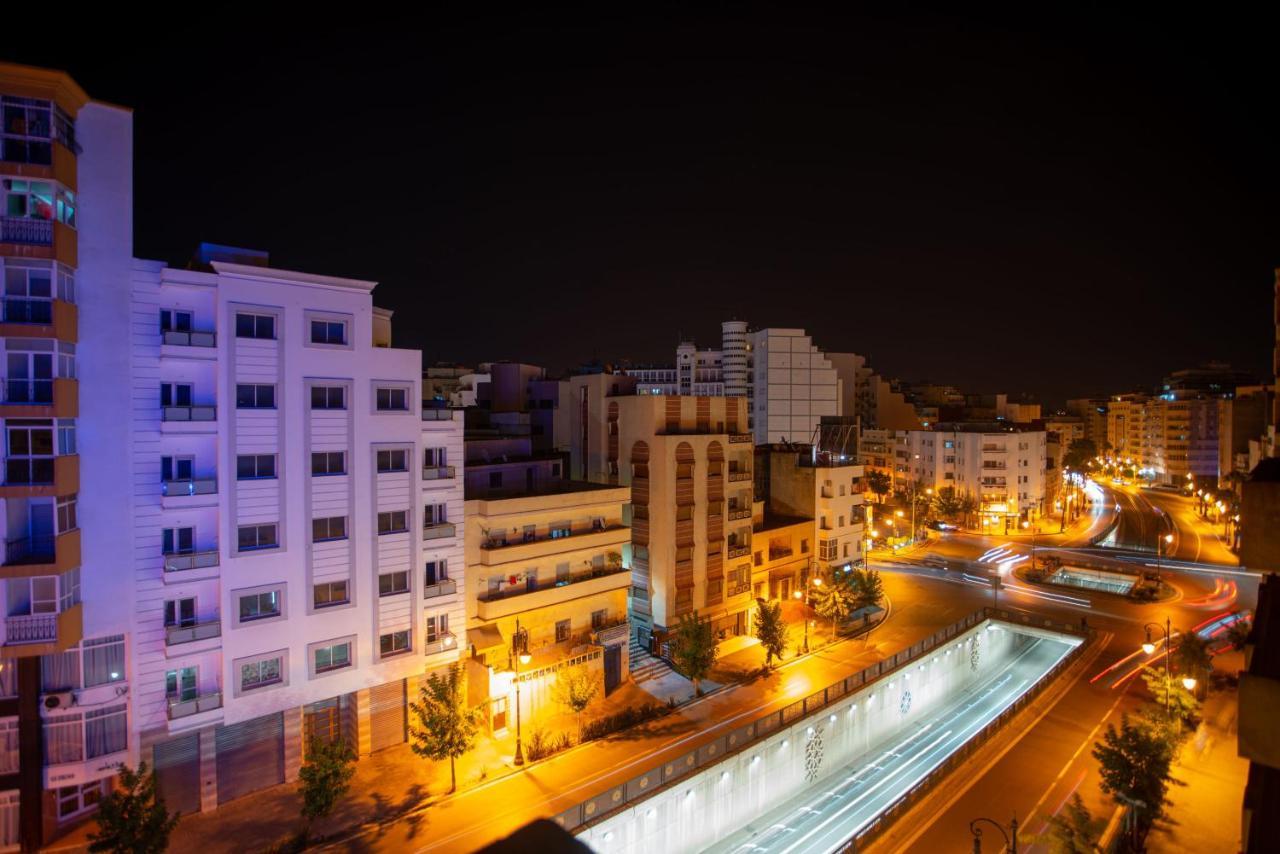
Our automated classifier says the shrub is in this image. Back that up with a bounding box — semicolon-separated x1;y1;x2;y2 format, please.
580;702;672;742
526;728;573;762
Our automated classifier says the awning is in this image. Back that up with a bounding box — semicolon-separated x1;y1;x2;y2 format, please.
468;624;505;652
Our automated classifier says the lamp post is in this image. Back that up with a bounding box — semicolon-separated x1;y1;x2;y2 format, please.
1021;520;1039;568
1141;617;1175;720
512;618;531;766
794;575;820;653
1155;532;1173;584
969;815;1018;854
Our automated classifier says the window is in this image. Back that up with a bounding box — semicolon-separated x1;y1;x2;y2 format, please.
57;780;105;821
423;503;448;526
2;179;54;221
424;447;447;467
235;384;276;409
238;590;280;622
162;527;194;555
2;96;55;164
555;620;570;643
311;451;345;476
159;309;192;333
160;455;193;482
236;454;277;480
165;667;197;702
235;312;275;340
425;559;449;585
240;655;283;691
377;449;408;473
310;319;347;346
163;598;196;628
3;263;53;323
426;613;450;643
592;610;608;630
57;418;75;455
313;640;352;674
56;494;77;533
237;523;278;551
312;516;347;542
82;636;125;687
378;571;409;596
377;510;408;535
379;630;410;657
376;387;408;411
5;419;53;484
313;580;349;609
159;382;192;408
310;385;346;410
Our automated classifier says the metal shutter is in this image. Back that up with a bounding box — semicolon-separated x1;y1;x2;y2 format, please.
369;679;407;752
215;713;283;805
153;733;202;815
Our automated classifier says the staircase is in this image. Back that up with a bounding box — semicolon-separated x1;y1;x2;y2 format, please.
629;637;673;684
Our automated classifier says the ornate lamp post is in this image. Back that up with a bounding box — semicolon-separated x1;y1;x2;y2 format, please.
512;618;531;766
1141;617;1175;719
970;815;1018;853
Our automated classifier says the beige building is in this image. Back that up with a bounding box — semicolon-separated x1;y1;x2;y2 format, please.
464;482;631;733
764;449;866;577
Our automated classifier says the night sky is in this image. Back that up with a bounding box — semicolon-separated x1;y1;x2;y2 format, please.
18;11;1280;405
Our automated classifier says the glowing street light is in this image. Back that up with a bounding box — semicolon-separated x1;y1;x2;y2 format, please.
1182;676;1197;691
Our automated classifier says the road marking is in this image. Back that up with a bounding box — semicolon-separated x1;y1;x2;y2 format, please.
1023;688;1127;824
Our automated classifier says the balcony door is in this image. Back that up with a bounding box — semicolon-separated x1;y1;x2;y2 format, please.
162;527;194;556
164;598;196;629
161;456;194;482
165;667;198;703
5;352;52;403
160;310;192;333
160;383;193;408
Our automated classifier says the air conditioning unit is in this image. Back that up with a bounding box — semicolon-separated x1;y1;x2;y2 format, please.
43;691;75;711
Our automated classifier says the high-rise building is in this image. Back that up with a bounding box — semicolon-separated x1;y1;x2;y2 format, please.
748;328;840;445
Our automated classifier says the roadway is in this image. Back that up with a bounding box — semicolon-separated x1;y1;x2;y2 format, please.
705;635;1077;854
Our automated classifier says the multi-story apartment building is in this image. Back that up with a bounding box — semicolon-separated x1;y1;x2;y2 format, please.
130;247;466;817
1065;397;1109;449
627;342;725;397
765;449;866;575
1108;389;1229;485
747;328;840;445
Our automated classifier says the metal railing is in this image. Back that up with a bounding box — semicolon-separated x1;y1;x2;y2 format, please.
5;613;57;644
1;378;53;404
558;607;1094;836
478;565;628;603
162;329;216;347
422;632;458;656
422;522;456;540
168;691;222;720
727;544;751;559
0;217;52;245
1;297;53;324
728;433;752;443
422;579;458;600
3;535;55;566
422;408;455;421
422;465;456;480
481;523;625;551
162;405;216;422
728;470;752;482
5;456;55;485
165;620;222;646
161;478;217;497
163;550;219;573
728;508;751;521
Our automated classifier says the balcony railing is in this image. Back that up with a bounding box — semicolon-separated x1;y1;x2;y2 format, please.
162;405;216;422
165;620;222;646
1;298;53;324
4;534;55;566
5;457;55;486
0;216;52;246
422;408;455;421
162;330;216;347
163;550;220;573
161;478;217;497
422;465;456;481
2;378;53;405
728;507;751;521
481;523;625;551
422;632;458;656
423;522;456;540
5;613;57;644
728;433;752;443
477;564;628;604
168;691;222;720
727;544;751;559
728;469;752;482
422;579;458;600
769;548;793;561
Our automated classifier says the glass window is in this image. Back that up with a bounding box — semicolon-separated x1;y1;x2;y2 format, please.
378;571;409;597
3;179;54;219
234;312;275;339
311;451;345;476
313;581;348;609
376;449;408;472
423;503;447;526
240;656;282;691
425;559;449;585
310;320;347;346
379;630;410;656
236;454;276;479
237;523;278;551
1;96;54;164
314;641;351;673
555;620;570;643
377;511;408;535
426;613;450;643
235;384;275;409
376;387;408;411
310;385;345;410
57;781;104;820
238;589;280;621
84;705;127;759
312;516;347;542
162;527;194;555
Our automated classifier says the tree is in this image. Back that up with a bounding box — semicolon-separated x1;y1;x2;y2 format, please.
814;575;858;639
298;737;356;831
851;567;885;611
88;762;180;854
934;486;963;521
1141;669;1199;723
1173;630;1213;689
957;492;979;529
1091;713;1179;834
754;599;789;670
409;664;480;794
672;613;717;696
552;664;599;740
1225;620;1250;651
1034;792;1101;854
1062;438;1099;472
865;470;891;503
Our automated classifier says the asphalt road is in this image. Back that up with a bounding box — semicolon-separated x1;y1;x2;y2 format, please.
705;636;1077;854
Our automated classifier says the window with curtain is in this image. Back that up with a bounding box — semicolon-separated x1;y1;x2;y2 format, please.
82;635;125;687
43;714;84;765
40;649;80;691
84;705;127;759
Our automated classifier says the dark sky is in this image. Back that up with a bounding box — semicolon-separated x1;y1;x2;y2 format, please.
19;11;1280;405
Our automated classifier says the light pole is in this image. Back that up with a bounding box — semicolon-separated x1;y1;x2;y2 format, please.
1155;532;1173;584
1021;520;1039;568
1142;618;1175;720
970;815;1018;854
512;618;531;766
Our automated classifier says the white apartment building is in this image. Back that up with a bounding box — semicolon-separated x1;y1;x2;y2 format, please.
748;328;840;445
627;341;725;396
123;253;466;814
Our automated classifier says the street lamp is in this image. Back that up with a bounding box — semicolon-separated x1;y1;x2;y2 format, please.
512;618;531;766
1021;520;1039;567
969;815;1018;854
1155;532;1173;583
1141;618;1176;720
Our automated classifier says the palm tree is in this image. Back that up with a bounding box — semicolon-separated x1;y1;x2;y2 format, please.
814;575;857;640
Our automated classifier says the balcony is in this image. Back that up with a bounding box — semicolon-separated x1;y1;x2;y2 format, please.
0;453;78;498
0;216;52;246
476;565;630;622
478;524;628;566
728;506;751;521
1;528;79;576
728;433;752;443
0;377;76;418
165;620;222;647
422;465;456;481
422;632;458;657
422;408;456;422
727;544;751;559
422;579;458;600
422;522;457;541
5;613;56;644
168;691;223;721
0;297;76;342
728;469;752;482
1;603;81;658
162;550;220;583
161;329;216;348
161;405;216;422
161;477;218;509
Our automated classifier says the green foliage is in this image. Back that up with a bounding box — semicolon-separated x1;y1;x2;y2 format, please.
526;727;574;761
957;492;979;526
1174;630;1213;686
409;664;480;793
552;664;599;738
933;486;963;520
1091;712;1180;829
1225;621;1250;651
851;568;885;611
298;737;356;824
1032;792;1102;854
580;701;672;741
754;599;789;670
865;470;891;501
672;613;718;695
814;575;857;630
1141;669;1199;723
1062;438;1099;472
88;762;180;854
